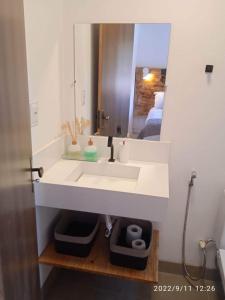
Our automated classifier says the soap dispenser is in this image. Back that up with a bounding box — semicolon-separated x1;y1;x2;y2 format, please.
118;140;129;163
84;137;97;162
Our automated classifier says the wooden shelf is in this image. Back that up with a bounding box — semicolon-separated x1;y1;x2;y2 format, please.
39;226;159;284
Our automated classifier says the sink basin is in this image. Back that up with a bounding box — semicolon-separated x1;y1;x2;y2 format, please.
34;159;169;222
68;162;140;191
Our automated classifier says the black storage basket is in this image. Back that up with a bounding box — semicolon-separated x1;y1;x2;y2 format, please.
110;218;152;270
54;211;100;257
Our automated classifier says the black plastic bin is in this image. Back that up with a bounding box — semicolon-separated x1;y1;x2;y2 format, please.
110;218;152;270
54;211;100;257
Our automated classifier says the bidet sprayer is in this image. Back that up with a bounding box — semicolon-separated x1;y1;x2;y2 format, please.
189;171;197;187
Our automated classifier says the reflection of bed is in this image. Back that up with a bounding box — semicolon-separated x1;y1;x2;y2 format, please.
137;92;164;140
137;118;161;139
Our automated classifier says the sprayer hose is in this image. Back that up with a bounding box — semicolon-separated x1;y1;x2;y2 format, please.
182;181;207;286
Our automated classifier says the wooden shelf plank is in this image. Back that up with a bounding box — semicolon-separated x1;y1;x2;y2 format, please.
39;226;159;284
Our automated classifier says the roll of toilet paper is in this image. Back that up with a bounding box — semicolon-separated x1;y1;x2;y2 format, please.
132;239;146;250
126;224;142;246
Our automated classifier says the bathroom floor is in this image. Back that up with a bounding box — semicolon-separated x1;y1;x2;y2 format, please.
44;269;223;300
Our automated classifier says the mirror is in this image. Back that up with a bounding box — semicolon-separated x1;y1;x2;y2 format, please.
70;23;171;141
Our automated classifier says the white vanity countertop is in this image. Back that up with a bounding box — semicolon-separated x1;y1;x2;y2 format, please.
38;158;169;199
35;158;169;222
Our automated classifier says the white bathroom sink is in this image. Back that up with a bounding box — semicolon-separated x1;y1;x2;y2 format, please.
34;159;169;222
68;162;140;191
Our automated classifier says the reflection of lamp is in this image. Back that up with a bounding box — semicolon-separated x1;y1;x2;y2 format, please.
143;67;154;81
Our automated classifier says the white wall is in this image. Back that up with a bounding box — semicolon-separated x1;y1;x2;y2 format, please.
135;24;171;68
62;0;225;269
24;0;63;153
24;0;64;286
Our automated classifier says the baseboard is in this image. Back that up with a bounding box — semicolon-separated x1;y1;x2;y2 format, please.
159;260;220;281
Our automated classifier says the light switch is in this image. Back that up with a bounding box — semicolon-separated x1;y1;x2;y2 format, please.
30;102;38;127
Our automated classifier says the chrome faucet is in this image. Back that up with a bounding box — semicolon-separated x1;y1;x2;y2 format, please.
107;136;115;162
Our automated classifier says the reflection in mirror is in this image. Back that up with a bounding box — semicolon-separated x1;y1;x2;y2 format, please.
72;23;171;141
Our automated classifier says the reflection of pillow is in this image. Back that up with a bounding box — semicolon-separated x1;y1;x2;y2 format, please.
154;92;164;109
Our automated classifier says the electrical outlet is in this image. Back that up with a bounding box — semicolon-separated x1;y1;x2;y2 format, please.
30;102;38;127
